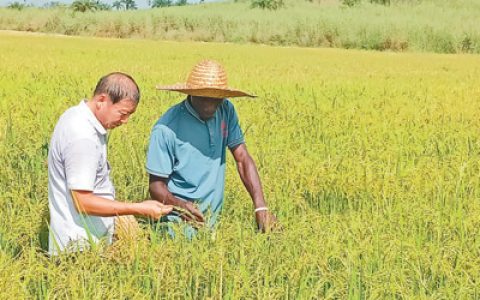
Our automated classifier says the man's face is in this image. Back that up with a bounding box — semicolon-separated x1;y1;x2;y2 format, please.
97;96;137;129
190;96;224;121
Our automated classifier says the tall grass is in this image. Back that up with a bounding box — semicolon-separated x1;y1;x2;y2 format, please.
1;31;480;298
0;0;479;53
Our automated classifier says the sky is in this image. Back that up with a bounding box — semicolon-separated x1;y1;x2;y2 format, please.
0;0;207;9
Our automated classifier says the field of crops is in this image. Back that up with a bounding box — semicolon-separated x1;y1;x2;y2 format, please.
1;31;480;298
1;0;480;53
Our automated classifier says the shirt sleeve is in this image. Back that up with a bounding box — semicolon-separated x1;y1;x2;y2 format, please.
64;138;101;191
146;125;176;178
226;101;245;149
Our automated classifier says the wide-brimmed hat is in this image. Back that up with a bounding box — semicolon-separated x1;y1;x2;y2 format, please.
156;60;256;98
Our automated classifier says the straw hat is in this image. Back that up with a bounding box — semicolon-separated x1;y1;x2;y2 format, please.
156;60;255;98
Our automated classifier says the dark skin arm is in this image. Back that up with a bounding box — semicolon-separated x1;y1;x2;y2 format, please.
149;175;205;224
230;143;279;232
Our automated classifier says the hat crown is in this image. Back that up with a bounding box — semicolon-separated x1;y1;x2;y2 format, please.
186;60;228;89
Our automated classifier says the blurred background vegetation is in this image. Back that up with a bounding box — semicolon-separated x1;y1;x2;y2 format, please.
0;0;479;53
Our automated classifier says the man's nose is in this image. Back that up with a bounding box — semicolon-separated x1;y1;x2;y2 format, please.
209;103;220;111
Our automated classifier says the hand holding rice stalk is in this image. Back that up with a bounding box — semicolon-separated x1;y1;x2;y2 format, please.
171;202;205;228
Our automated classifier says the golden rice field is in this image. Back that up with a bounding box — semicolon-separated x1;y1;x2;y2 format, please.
1;31;480;299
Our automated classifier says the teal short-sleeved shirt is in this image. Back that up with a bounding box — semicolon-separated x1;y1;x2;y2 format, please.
146;98;244;228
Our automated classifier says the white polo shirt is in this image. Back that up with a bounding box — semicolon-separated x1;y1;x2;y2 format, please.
48;100;115;255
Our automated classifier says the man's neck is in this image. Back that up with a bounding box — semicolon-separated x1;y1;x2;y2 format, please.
85;99;94;111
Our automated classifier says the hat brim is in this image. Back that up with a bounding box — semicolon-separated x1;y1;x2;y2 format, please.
156;84;256;98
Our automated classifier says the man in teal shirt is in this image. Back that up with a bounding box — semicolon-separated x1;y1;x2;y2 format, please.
147;60;278;234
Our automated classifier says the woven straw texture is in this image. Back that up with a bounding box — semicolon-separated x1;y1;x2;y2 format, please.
156;60;255;98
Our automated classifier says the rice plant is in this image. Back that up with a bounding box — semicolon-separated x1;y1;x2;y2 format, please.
0;31;480;298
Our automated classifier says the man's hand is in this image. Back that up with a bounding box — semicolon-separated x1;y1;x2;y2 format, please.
255;210;281;233
175;201;205;226
137;200;173;220
149;175;204;227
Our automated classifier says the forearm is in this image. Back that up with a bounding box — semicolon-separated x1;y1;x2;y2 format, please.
237;156;266;208
151;189;184;207
149;177;185;207
71;191;143;217
149;174;204;223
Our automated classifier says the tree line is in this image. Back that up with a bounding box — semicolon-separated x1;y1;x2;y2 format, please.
4;0;440;12
6;0;195;12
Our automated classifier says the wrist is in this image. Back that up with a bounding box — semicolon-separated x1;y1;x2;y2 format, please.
254;206;268;213
129;202;145;216
167;194;186;208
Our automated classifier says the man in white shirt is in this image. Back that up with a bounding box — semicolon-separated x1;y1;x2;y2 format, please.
48;72;172;255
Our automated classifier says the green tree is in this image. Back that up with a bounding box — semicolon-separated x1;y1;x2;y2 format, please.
112;0;123;9
151;0;172;8
71;0;97;12
94;0;111;10
175;0;187;5
7;1;27;10
122;0;137;10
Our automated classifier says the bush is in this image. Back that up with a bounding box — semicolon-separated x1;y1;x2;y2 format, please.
341;0;361;7
370;0;390;5
342;0;396;6
251;0;284;10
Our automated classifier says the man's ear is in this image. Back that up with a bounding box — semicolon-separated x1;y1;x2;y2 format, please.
97;93;109;103
95;94;109;109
